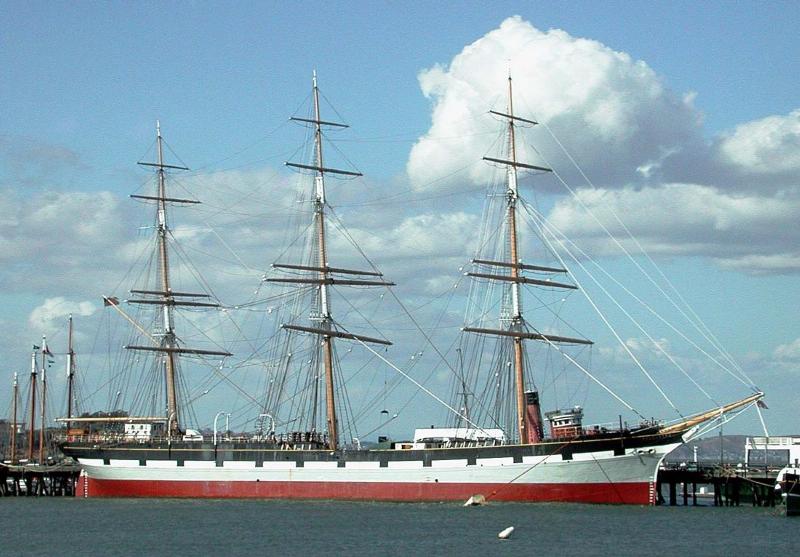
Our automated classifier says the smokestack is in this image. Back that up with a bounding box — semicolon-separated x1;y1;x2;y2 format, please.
524;390;544;444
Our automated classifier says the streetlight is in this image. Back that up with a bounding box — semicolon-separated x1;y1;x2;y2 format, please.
257;413;275;440
214;411;230;446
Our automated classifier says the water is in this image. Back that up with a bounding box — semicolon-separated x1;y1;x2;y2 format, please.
0;499;794;556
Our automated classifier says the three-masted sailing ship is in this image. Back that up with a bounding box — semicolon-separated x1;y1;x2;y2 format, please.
58;74;762;503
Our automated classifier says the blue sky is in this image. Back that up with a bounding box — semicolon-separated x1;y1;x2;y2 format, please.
1;2;798;438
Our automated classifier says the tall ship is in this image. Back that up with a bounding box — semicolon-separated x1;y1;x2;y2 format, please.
59;74;762;503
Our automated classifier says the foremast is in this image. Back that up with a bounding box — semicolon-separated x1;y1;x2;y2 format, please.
464;76;591;444
123;122;231;437
270;72;393;450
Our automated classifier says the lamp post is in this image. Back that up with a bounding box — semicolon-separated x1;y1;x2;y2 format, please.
213;411;230;446
257;413;275;440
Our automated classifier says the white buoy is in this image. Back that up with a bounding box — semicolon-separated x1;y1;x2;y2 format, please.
463;494;487;506
498;526;514;539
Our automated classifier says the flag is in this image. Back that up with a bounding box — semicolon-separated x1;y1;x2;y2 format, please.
104;296;120;306
757;400;769;409
32;344;41;350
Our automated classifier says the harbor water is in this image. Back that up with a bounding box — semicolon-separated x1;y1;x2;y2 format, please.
0;498;794;556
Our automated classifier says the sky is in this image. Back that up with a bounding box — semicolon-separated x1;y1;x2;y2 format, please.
1;2;798;439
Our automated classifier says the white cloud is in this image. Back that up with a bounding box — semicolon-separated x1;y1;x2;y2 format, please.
717;109;800;175
28;297;97;334
773;338;800;362
408;16;701;191
546;184;800;273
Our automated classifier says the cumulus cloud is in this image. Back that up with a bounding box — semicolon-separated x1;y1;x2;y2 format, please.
0;188;133;293
408;16;702;191
717;109;800;176
28;297;97;334
546;183;800;273
403;15;800;277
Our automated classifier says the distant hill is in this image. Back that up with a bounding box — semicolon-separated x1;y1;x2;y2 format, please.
665;434;797;466
665;434;748;464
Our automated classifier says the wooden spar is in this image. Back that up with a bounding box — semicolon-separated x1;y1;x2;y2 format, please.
154;121;180;437
125;345;233;357
66;315;74;433
466;272;577;290
290;116;349;128
27;350;36;462
126;299;222;308
282;324;392;346
39;338;47;463
136;161;190;171
129;289;211;297
266;277;395;287
271;263;384;277
103;296;158;344
281;72;389;450
482;157;552;173
472;259;567;273
312;71;339;451
489;110;538;126
659;392;765;435
129;194;200;204
285;162;362;177
10;373;18;464
463;327;593;345
505;75;528;445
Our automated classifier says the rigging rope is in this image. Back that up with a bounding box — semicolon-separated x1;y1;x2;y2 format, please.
534;121;754;386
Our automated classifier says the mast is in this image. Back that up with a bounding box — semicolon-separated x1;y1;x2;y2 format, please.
10;373;18;464
311;72;340;451
66;314;75;432
156;122;179;436
26;349;36;462
275;72;392;450
125;122;231;437
39;336;47;463
504;76;528;444
463;76;590;443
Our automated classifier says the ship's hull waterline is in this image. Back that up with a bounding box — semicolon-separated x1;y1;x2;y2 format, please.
67;437;681;504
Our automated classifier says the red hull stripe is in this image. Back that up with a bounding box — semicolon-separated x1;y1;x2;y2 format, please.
80;477;653;504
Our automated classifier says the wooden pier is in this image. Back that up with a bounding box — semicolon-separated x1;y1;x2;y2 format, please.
0;462;80;497
657;464;778;507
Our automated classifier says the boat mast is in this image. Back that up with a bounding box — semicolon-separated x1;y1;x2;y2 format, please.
154;122;180;436
65;314;75;432
39;336;47;463
309;72;340;451
26;349;36;462
123;122;231;436
10;373;18;464
274;72;393;450
463;76;590;443
503;76;528;444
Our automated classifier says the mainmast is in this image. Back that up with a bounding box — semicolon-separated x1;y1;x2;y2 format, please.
124;122;231;437
504;77;527;444
155;122;179;436
464;75;591;443
26;349;36;462
65;314;75;432
10;373;18;464
311;72;338;450
272;72;393;450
